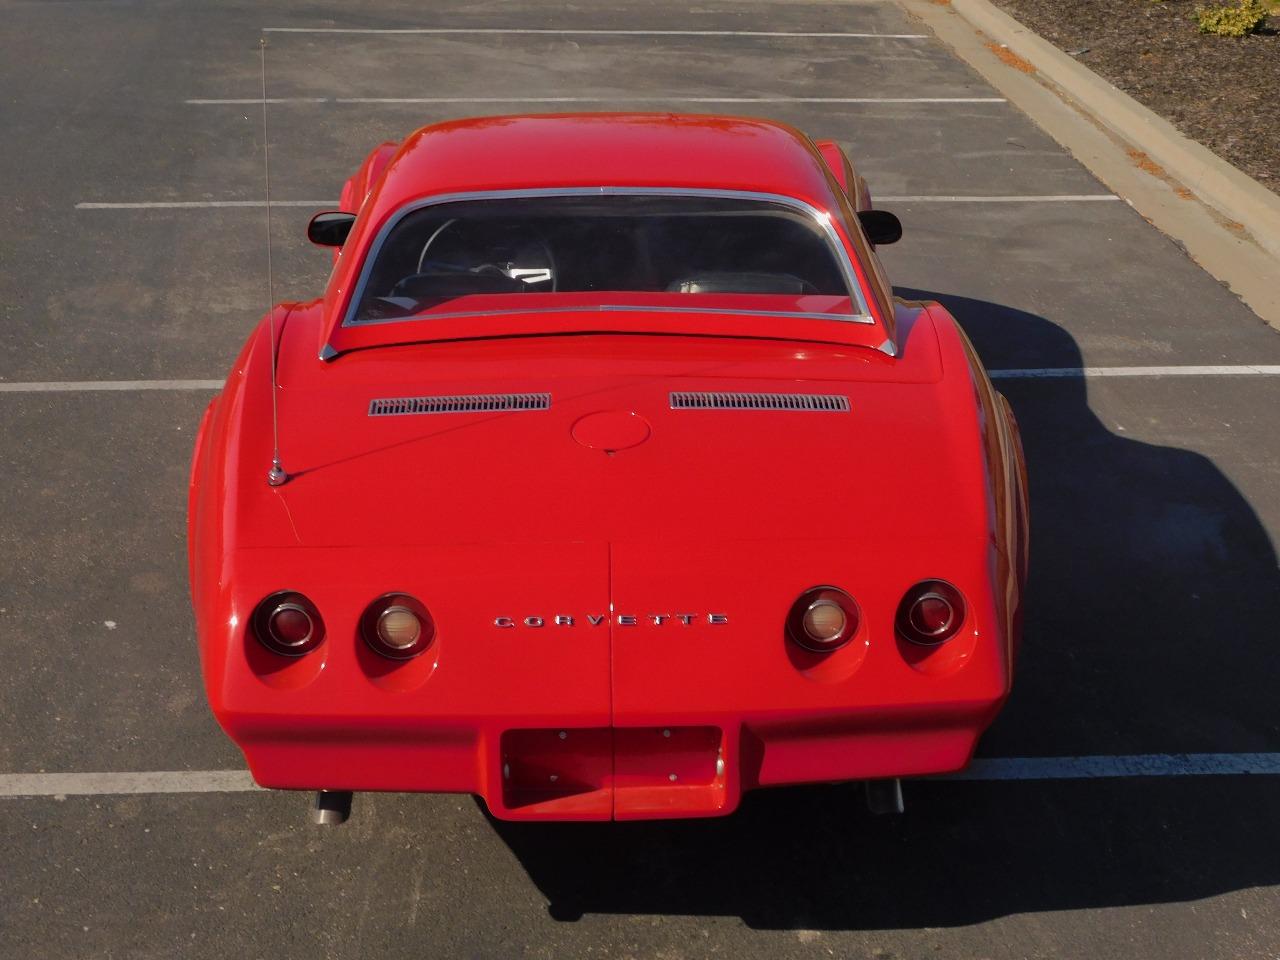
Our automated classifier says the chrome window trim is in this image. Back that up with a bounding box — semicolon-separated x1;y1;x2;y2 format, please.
338;186;876;330
344;302;867;329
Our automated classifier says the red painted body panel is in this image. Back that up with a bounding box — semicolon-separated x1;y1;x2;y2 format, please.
814;139;873;210
189;114;1028;820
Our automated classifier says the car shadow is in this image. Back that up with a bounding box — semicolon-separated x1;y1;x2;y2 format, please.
486;290;1280;928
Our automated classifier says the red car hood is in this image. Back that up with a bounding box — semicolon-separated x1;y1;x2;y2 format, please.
222;303;990;552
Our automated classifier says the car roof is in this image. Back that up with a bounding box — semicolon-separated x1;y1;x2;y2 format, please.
362;113;844;219
316;113;893;359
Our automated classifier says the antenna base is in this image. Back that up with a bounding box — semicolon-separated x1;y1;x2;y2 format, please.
267;461;288;487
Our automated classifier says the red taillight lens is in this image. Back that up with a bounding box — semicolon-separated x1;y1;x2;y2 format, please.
360;594;435;660
251;592;325;656
896;580;966;645
270;606;313;645
787;586;860;653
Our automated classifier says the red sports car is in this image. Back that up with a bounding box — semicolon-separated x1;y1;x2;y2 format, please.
188;113;1029;823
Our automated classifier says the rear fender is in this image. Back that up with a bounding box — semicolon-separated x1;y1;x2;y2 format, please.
332;141;402;265
814;139;872;210
998;393;1031;589
339;140;402;213
926;303;1029;666
187;398;218;588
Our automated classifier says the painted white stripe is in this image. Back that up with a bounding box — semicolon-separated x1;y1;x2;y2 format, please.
0;771;259;798
335;96;1005;105
5;369;1276;395
185;96;1008;105
7;369;1276;395
78;193;1120;211
882;194;1121;202
990;365;1280;379
948;753;1280;781
261;27;931;39
187;98;332;104
185;97;332;104
2;753;1277;797
0;380;222;393
75;200;332;209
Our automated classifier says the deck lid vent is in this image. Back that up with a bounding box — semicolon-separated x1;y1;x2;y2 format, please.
669;391;850;412
369;393;551;417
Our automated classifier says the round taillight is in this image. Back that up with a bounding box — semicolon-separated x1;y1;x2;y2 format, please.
896;580;966;645
361;594;434;660
787;586;860;653
378;606;422;649
251;592;325;656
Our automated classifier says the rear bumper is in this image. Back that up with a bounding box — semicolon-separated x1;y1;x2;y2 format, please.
199;540;1017;820
228;699;1004;821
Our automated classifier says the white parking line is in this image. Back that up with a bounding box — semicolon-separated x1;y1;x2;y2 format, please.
3;753;1277;798
186;97;333;104
74;201;332;210
0;380;222;392
883;194;1121;202
3;368;1280;395
75;195;1118;210
343;96;1004;105
990;365;1280;378
0;771;258;798
185;96;1009;105
261;27;932;39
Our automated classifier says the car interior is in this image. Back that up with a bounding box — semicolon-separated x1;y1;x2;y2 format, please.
351;194;851;322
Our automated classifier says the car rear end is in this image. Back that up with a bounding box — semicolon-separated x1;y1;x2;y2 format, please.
190;306;1022;820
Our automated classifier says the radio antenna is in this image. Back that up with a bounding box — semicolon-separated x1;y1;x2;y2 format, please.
260;38;287;487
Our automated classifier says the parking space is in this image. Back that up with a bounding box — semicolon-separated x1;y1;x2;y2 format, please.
0;208;319;381
0;392;235;772
4;780;1279;956
884;201;1280;367
182;100;1103;199
2;0;1278;956
986;375;1280;756
244;33;983;101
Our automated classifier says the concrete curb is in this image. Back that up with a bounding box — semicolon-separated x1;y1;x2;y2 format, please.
899;0;1280;329
941;0;1280;261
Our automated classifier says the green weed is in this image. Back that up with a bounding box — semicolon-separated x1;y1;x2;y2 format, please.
1195;0;1270;36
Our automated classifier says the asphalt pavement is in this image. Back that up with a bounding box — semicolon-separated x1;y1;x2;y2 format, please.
1;1;1278;957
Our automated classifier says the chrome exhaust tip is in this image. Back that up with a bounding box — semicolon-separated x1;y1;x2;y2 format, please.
311;790;353;825
864;778;904;815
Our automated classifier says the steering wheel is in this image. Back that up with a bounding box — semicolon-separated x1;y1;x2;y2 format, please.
416;218;557;291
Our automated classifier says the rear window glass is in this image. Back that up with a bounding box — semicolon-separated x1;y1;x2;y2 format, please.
349;193;860;323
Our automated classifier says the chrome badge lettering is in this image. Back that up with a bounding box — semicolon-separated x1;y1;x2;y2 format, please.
495;613;728;628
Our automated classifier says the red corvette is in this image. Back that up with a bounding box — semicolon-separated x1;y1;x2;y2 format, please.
188;114;1029;822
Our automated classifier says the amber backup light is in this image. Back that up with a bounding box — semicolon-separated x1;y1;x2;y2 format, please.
786;586;861;653
251;591;325;657
360;594;435;660
896;580;967;645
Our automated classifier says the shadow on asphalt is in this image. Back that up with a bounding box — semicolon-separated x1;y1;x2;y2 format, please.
489;777;1280;927
921;289;1280;761
489;290;1280;928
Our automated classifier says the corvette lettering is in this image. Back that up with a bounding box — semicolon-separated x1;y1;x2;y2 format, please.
494;613;728;628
